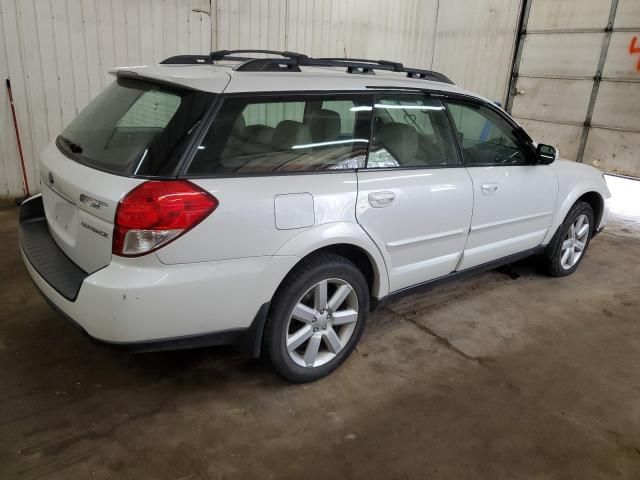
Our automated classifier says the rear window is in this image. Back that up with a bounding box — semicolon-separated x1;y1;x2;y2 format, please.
57;79;215;176
187;95;372;175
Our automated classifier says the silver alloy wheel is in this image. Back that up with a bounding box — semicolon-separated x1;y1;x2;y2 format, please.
560;214;590;270
285;278;359;368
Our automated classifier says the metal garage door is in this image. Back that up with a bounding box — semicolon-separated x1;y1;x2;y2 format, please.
506;0;640;178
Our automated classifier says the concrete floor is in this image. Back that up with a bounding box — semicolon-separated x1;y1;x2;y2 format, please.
1;181;639;479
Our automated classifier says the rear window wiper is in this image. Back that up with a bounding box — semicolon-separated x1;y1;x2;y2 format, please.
58;136;83;154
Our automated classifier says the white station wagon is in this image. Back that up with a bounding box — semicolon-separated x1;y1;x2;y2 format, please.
20;50;610;382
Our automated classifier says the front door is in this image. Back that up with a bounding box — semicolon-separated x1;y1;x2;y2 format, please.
446;99;558;270
356;94;473;292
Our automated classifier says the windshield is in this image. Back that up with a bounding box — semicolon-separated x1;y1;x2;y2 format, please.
57;79;215;176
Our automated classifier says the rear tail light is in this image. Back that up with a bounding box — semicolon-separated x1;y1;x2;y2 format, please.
113;180;218;257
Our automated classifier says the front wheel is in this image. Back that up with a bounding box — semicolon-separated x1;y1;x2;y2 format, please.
543;201;594;277
263;253;369;383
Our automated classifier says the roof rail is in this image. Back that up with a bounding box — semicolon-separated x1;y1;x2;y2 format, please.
235;58;303;72
312;57;404;72
159;50;454;85
160;50;309;66
210;49;308;61
404;67;453;84
160;55;213;65
303;57;453;84
210;50;310;72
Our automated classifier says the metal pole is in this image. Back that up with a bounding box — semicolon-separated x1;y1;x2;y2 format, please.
505;0;533;112
5;78;30;199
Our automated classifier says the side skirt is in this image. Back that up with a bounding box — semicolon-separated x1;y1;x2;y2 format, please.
373;246;546;309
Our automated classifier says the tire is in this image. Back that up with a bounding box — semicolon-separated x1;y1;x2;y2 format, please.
542;201;594;277
263;252;369;383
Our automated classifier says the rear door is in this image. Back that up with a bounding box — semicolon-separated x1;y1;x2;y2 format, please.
42;79;214;273
446;98;558;269
355;94;473;292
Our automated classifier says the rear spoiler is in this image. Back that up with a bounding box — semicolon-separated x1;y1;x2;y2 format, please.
108;67;230;93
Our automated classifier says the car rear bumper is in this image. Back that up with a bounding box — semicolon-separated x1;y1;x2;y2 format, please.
19;195;88;301
19;195;295;354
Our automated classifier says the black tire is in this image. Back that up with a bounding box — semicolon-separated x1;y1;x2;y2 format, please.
263;252;369;383
542;201;594;277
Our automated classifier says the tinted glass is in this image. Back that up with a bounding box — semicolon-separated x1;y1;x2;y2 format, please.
57;79;214;176
367;95;459;168
446;100;529;166
188;96;371;174
322;99;356;134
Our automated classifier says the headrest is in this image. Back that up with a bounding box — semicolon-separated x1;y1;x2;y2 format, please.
231;114;246;136
272;120;312;149
244;124;274;145
307;109;341;142
375;123;419;163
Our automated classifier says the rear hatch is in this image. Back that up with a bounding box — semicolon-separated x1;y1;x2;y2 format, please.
41;77;216;273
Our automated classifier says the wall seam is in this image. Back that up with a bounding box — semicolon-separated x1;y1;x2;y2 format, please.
505;0;532;112
576;0;620;163
429;0;440;69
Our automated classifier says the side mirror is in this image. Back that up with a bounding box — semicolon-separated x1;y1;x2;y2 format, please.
536;143;557;164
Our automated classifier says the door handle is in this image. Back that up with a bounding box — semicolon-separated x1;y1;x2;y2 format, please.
481;183;499;195
368;191;396;208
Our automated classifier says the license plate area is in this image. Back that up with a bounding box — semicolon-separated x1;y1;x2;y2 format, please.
41;183;78;248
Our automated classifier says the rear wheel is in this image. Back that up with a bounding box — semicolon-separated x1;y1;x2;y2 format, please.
543;201;594;277
263;253;369;383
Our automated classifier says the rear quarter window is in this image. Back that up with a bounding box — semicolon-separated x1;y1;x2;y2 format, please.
187;95;372;175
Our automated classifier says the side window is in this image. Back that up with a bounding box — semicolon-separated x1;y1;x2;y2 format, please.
367;95;459;168
187;96;371;175
242;102;304;128
446;101;530;166
321;100;355;135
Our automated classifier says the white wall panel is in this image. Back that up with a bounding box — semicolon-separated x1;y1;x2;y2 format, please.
431;0;522;104
584;128;640;175
1;0;37;197
527;0;611;31
519;33;603;77
0;0;211;198
219;0;440;70
614;0;640;29
0;1;24;197
591;81;640;132
216;0;287;51
603;32;640;80
509;0;640;177
511;77;593;123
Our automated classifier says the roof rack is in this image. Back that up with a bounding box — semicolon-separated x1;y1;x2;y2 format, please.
210;49;308;61
311;57;404;73
158;50;453;84
404;67;452;83
304;57;453;84
211;49;310;72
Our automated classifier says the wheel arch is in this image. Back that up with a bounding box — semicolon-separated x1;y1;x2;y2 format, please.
577;191;604;229
273;222;390;300
543;185;606;245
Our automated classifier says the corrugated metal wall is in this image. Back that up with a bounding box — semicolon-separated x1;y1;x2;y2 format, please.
0;0;522;198
507;0;640;177
214;0;522;102
0;0;211;198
